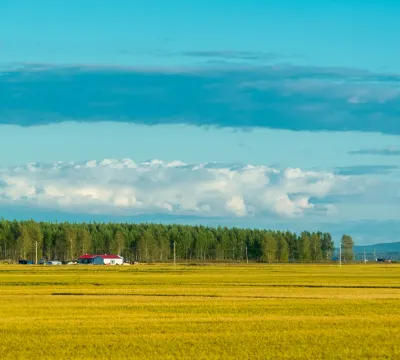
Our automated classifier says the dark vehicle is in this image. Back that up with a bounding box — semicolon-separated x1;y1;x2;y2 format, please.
18;260;34;265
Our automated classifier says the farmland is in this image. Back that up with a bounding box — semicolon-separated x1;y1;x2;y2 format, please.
0;264;399;359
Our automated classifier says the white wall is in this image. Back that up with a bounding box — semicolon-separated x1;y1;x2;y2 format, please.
103;257;123;265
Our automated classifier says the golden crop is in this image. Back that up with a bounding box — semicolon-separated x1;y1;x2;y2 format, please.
0;264;399;359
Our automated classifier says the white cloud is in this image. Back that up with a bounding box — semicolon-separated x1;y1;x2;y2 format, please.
0;159;358;218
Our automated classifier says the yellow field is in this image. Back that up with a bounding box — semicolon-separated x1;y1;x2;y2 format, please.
0;264;399;360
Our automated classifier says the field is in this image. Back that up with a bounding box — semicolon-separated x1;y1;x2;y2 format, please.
0;264;399;359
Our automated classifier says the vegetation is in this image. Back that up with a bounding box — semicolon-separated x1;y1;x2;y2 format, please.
0;263;399;359
341;234;355;261
0;219;339;263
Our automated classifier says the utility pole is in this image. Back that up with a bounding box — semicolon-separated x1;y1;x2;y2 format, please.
35;240;38;265
364;248;367;263
245;245;248;264
339;245;342;267
173;241;176;265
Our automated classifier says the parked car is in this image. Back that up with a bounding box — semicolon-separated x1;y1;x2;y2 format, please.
18;260;34;265
46;261;62;265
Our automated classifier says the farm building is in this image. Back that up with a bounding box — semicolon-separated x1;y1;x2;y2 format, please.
78;254;124;265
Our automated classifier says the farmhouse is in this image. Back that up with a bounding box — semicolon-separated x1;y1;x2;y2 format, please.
78;254;124;265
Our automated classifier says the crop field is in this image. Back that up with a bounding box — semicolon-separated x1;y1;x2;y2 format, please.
0;264;399;360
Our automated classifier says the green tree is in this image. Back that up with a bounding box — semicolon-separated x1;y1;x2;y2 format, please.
157;233;170;261
26;221;44;262
76;228;92;255
284;231;298;261
137;230;157;262
0;219;13;260
91;230;105;254
299;232;311;262
17;224;32;260
54;226;68;261
62;226;77;261
276;234;289;262
261;233;277;263
219;229;231;260
320;232;334;260
110;230;125;255
341;234;354;261
310;233;322;261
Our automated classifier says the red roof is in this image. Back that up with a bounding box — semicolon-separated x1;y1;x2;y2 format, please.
78;254;122;259
79;254;96;259
98;254;122;259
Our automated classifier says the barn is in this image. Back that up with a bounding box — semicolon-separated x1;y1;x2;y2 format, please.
78;254;124;265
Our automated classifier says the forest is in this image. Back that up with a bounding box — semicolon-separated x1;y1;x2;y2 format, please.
0;219;343;263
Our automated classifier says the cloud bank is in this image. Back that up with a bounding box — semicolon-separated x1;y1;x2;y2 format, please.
180;50;279;61
348;147;400;156
0;159;358;218
334;165;399;176
1;63;400;134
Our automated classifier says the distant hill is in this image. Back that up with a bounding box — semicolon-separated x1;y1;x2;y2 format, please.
353;241;400;254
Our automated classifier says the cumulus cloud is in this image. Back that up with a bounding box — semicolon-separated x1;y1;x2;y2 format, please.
0;159;358;218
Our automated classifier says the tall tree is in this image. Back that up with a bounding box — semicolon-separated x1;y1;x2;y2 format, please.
76;228;92;255
54;227;68;261
62;226;77;261
17;224;32;260
299;232;311;262
26;221;44;262
310;233;322;261
341;235;354;261
261;233;277;263
220;230;231;260
0;219;12;260
137;230;157;262
110;230;125;255
157;233;170;261
320;233;334;260
276;234;289;263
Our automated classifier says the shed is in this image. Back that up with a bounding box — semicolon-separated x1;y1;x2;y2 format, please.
93;254;123;265
78;254;123;265
78;254;96;264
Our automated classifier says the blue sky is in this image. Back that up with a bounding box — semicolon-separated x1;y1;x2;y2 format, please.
1;0;400;245
2;0;400;71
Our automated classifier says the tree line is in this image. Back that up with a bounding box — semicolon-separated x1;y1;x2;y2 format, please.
0;219;352;263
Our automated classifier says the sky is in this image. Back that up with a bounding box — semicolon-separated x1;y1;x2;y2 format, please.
1;0;400;245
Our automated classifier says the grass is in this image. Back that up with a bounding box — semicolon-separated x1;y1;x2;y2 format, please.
0;263;399;359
